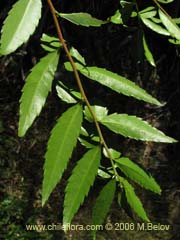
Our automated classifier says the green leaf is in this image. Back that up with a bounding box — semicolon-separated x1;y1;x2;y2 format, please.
78;137;96;149
109;10;123;24
140;17;170;36
56;85;77;104
168;38;180;45
58;12;106;27
71;90;82;100
97;169;111;179
18;51;59;137
139;11;157;19
56;81;81;103
0;0;42;55
143;35;156;67
92;180;116;239
100;113;177;143
151;17;162;24
42;104;83;205
84;105;108;122
41;33;61;52
121;178;149;221
131;11;138;18
139;6;156;14
70;47;86;65
63;146;101;228
80;127;89;137
174;18;180;24
159;9;180;40
157;0;174;4
120;0;135;8
139;7;157;19
103;148;121;159
115;157;161;194
92;136;100;142
78;129;99;149
71;63;161;106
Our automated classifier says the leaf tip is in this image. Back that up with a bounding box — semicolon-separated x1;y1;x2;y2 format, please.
18;121;27;137
152;99;163;107
18;128;25;138
154;183;162;195
41;200;45;207
42;193;48;207
151;61;156;68
158;189;162;195
166;137;178;143
62;222;69;233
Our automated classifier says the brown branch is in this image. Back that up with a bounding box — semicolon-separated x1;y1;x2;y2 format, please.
47;0;119;177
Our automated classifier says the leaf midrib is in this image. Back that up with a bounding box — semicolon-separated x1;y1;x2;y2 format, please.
80;66;160;104
64;147;99;223
45;105;81;196
118;163;158;191
124;181;148;221
102;117;161;135
5;0;37;48
22;53;57;128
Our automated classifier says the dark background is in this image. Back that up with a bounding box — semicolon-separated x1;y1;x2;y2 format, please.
0;1;180;239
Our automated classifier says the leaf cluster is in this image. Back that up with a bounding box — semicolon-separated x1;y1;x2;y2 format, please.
0;0;178;239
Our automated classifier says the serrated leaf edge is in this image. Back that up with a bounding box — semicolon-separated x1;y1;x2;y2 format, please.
1;0;42;55
18;51;59;137
42;104;83;206
63;146;101;227
116;157;161;194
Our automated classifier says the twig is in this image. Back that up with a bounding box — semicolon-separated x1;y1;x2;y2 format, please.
47;0;119;177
